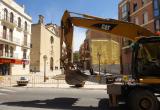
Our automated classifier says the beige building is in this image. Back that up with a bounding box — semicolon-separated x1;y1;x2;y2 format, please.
0;0;32;75
30;15;60;76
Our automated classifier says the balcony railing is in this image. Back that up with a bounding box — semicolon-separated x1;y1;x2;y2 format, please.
0;33;31;48
23;24;31;34
12;37;21;45
0;14;31;33
17;24;24;32
0;14;17;28
24;29;31;34
21;41;30;48
0;52;19;59
0;32;21;45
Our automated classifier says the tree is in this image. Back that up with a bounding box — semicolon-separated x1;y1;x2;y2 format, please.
73;51;80;63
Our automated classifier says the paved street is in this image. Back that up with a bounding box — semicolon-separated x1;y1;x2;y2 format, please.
0;87;127;110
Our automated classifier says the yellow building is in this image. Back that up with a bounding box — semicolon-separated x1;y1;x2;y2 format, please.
91;40;120;65
30;15;60;76
85;30;121;73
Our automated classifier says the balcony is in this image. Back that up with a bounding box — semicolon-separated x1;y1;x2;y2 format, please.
0;14;17;28
0;51;17;59
23;53;30;60
17;25;24;32
24;24;31;34
21;41;30;48
12;37;21;45
24;29;31;35
0;32;21;45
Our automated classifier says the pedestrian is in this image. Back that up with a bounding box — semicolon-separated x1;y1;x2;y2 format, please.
89;68;94;75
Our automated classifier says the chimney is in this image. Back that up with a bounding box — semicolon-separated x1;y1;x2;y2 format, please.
38;15;44;24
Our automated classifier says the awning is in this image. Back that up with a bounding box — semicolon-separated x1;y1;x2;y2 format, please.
0;58;29;64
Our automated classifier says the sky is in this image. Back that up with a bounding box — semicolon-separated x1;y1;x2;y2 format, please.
15;0;119;51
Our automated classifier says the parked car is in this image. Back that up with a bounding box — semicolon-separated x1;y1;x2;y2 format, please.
17;76;29;86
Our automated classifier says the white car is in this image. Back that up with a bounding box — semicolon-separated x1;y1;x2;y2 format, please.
17;77;29;86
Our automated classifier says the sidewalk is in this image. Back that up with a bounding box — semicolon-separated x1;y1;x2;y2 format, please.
52;74;107;89
24;81;107;90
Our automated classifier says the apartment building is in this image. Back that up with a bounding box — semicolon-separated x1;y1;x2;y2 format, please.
30;15;60;76
118;0;160;74
0;0;32;75
119;0;160;32
79;30;121;74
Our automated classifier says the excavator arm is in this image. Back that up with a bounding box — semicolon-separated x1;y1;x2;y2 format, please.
60;10;155;85
61;10;154;66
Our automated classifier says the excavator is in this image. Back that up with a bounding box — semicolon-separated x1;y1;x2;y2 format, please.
60;10;160;110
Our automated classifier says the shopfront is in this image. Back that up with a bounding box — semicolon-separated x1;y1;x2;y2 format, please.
0;58;28;75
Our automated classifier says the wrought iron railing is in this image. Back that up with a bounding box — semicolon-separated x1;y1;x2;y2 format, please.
0;32;21;45
0;13;17;26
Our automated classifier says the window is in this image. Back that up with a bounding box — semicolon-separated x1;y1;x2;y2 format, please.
30;44;32;48
23;63;26;69
23;49;27;59
0;44;3;56
24;35;27;46
50;57;54;71
9;29;13;41
137;42;160;75
3;26;7;39
143;11;148;24
4;8;8;20
142;0;147;5
10;46;13;57
10;12;14;23
153;0;160;17
18;17;21;28
122;3;128;18
155;19;160;31
133;3;138;12
25;21;27;31
5;45;8;57
50;36;54;44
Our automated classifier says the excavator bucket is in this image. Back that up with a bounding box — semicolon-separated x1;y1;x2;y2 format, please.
64;69;88;85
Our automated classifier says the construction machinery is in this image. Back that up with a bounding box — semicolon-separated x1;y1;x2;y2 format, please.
60;10;160;110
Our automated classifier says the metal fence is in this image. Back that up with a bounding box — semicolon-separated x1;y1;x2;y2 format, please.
0;75;102;88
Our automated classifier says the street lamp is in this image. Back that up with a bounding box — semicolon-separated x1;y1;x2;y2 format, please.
43;55;47;82
97;52;101;75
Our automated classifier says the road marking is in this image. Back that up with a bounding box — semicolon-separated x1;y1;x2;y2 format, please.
0;89;16;92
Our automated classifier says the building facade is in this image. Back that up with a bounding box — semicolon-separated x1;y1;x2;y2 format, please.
119;0;160;32
0;0;32;75
79;39;90;70
80;30;121;74
118;0;160;74
30;15;60;76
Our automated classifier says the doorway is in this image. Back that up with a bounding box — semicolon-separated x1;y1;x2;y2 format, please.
0;63;10;75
